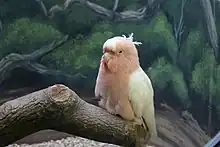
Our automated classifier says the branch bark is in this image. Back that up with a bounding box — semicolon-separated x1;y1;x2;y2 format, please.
0;84;148;147
200;0;218;136
112;0;119;12
0;35;79;88
173;0;186;46
36;0;163;22
200;0;219;59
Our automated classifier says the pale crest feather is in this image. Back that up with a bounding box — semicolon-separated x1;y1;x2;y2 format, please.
121;33;142;46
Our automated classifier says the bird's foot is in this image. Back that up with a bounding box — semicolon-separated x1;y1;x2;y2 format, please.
134;117;147;131
106;105;117;115
133;117;143;126
98;99;106;109
105;100;117;115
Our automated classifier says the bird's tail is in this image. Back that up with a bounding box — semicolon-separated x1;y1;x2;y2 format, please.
142;105;157;138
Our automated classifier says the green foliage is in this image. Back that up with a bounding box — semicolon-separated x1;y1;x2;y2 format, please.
92;21;147;42
96;13;178;64
171;67;190;107
191;49;220;113
150;13;178;63
0;18;63;58
127;12;178;63
213;65;220;105
179;26;206;73
148;57;173;89
191;49;216;99
92;21;113;33
3;0;220;127
0;0;40;21
41;40;75;72
42;31;114;73
163;0;182;20
122;0;142;10
73;31;114;71
63;5;98;36
184;0;204;28
148;57;190;107
163;0;203;29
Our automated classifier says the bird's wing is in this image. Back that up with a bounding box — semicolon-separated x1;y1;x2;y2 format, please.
128;67;154;116
128;67;157;136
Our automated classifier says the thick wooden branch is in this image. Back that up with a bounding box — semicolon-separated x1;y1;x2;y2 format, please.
112;0;119;12
0;35;70;87
24;35;69;60
0;84;147;147
36;0;163;22
200;0;219;59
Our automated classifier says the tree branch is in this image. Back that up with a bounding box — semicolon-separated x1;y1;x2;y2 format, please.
200;0;219;60
36;0;163;22
36;0;48;16
0;84;147;147
26;35;69;60
0;35;70;87
112;0;119;12
173;0;186;46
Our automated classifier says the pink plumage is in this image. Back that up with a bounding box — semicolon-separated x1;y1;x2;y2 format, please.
95;33;157;138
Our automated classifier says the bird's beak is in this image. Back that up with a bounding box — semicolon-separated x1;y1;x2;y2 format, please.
103;52;111;61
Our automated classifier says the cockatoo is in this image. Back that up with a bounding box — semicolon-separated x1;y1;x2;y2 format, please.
94;33;157;138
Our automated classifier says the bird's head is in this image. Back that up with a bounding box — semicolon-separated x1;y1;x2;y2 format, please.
102;33;141;61
102;33;142;72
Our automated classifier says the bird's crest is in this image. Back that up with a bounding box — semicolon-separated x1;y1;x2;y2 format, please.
121;33;142;46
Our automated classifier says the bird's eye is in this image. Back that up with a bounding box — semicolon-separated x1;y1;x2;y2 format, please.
119;51;122;53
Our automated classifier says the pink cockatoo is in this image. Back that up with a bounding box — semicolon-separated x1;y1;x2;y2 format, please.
94;33;157;138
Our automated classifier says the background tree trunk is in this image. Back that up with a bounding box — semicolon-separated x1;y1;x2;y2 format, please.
200;0;218;136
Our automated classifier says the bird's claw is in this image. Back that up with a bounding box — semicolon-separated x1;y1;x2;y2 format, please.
134;117;143;126
105;100;117;115
106;105;117;115
107;109;117;115
134;117;148;131
98;98;117;115
98;99;106;109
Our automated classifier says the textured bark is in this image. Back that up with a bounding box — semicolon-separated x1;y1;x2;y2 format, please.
36;0;163;22
0;84;148;147
200;0;219;59
200;0;218;136
11;102;211;147
0;35;70;87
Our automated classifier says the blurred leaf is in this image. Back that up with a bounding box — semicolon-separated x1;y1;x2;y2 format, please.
191;49;216;99
148;57;173;89
151;12;178;63
73;31;114;70
42;31;114;73
171;67;190;107
0;18;63;57
148;57;190;107
179;26;206;73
